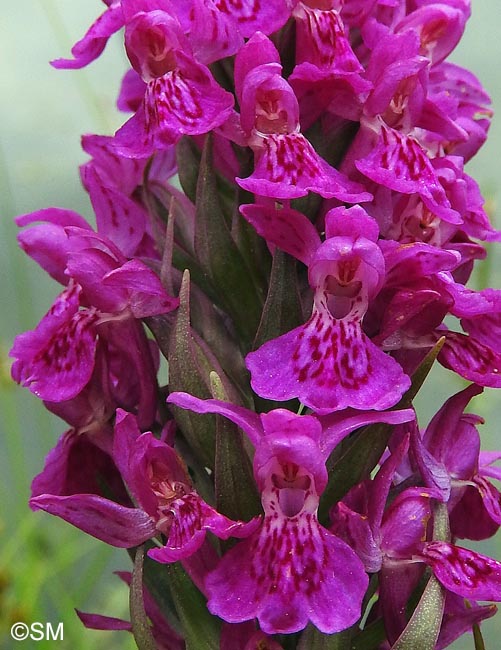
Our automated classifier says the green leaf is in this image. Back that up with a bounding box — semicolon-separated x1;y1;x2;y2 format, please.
253;250;303;349
211;373;262;530
194;133;263;345
165;562;221;650
432;501;450;542
318;337;445;524
176;136;201;203
130;545;157;650
297;624;354;650
390;575;445;650
167;270;216;469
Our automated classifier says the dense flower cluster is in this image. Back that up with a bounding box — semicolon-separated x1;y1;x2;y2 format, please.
11;0;501;648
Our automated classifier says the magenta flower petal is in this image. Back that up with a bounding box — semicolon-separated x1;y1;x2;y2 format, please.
149;493;260;562
83;165;148;257
30;494;156;547
167;392;263;446
114;54;234;156
214;0;290;39
206;512;367;634
240;204;321;266
237;133;372;201
16;208;92;285
101;260;179;318
420;541;501;601
51;2;125;70
10;285;98;401
293;3;363;73
246;310;410;413
355;125;461;223
76;611;131;632
439;332;501;388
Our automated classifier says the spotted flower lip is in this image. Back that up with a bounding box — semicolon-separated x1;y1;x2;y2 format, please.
242;204;410;412
232;32;372;202
355;124;462;224
167;391;414;634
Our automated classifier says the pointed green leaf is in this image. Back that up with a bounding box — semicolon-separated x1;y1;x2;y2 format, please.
391;575;445;650
231;196;271;304
253;250;303;349
177;136;201;203
432;501;450;542
194;133;263;345
167;270;216;469
210;373;262;530
130;545;157;650
318;338;446;524
165;562;221;650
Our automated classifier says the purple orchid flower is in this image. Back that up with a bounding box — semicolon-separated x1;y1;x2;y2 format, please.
242;203;410;412
112;7;235;157
231;32;372;203
80;133;177;258
288;2;372;128
31;410;258;561
331;439;501;644
401;383;501;540
10;210;178;426
167;390;414;634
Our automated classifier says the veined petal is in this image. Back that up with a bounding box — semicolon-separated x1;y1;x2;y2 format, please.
294;4;363;73
10;285;98;402
439;332;501;388
51;2;124;70
83;165;148;257
238;133;372;201
246;308;409;413
356;126;461;223
30;494;156;547
114;56;234;156
214;0;290;38
420;541;501;601
206;512;367;634
148;493;260;562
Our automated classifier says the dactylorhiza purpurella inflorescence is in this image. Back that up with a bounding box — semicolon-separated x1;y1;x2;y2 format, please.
11;1;501;648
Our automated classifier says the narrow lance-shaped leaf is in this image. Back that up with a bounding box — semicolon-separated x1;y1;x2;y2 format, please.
390;574;445;650
166;562;221;650
167;270;216;469
211;372;261;532
130;545;157;650
319;338;445;523
232;188;272;305
177;135;201;203
194;132;263;346
253;249;303;350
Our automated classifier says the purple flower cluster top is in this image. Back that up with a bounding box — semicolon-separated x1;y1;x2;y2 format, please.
11;0;501;648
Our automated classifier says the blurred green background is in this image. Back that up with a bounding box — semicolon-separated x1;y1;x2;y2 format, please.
0;2;500;649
